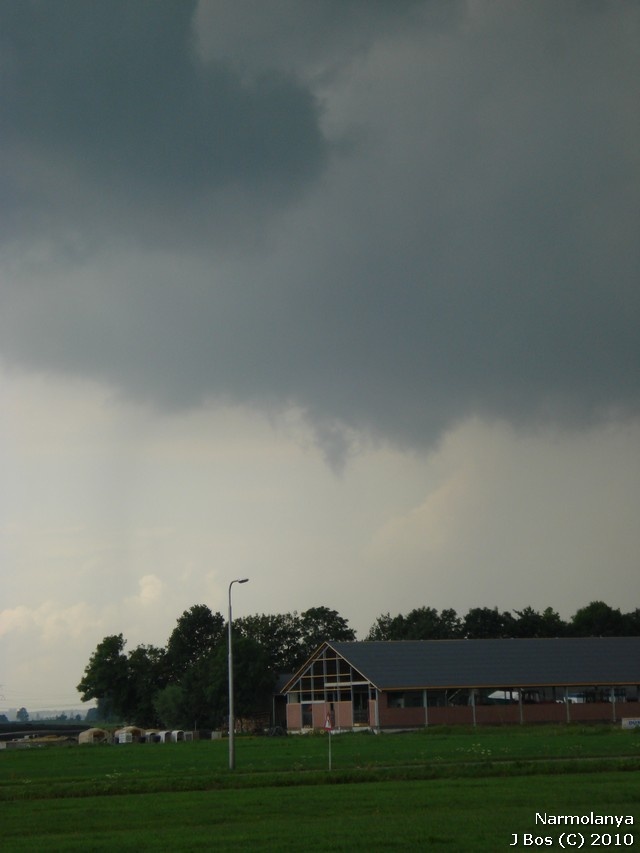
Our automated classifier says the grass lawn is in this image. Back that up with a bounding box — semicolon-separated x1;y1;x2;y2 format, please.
1;727;639;850
3;772;639;851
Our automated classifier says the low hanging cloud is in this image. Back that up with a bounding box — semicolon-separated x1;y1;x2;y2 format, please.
0;0;638;460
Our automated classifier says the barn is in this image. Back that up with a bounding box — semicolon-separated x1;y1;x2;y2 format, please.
281;637;640;730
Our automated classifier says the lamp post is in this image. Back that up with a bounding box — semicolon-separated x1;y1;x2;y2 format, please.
228;577;249;770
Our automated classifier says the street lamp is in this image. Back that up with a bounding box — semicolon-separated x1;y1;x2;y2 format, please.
228;577;249;770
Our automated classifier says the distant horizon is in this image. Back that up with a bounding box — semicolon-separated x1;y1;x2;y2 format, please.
1;707;95;720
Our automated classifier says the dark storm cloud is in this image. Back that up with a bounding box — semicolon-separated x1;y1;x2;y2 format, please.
195;0;443;79
1;1;639;460
0;0;326;245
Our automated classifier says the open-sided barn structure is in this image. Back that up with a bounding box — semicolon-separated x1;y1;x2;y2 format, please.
282;638;640;730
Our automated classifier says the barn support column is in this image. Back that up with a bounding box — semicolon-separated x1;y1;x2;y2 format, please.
611;687;616;723
565;687;571;724
471;689;476;727
423;690;428;728
518;689;524;725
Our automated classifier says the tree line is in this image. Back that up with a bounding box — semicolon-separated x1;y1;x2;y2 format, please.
366;601;640;641
77;600;639;730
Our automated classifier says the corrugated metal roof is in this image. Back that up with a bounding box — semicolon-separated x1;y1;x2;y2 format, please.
324;638;640;690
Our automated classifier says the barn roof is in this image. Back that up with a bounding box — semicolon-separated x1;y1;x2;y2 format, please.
311;637;640;690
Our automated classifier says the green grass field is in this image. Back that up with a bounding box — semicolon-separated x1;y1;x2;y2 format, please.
2;726;639;850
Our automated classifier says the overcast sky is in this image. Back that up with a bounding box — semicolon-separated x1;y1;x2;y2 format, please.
1;0;639;714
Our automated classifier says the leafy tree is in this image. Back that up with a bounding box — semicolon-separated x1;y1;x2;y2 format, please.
297;606;356;665
400;606;463;640
539;606;567;636
175;653;223;730
403;607;441;639
365;612;396;641
153;684;188;729
366;608;462;641
622;608;640;635
124;644;168;726
16;707;29;723
570;601;624;636
77;634;129;720
205;637;277;730
438;608;464;639
512;606;566;638
463;606;515;639
165;605;225;681
235;612;302;673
